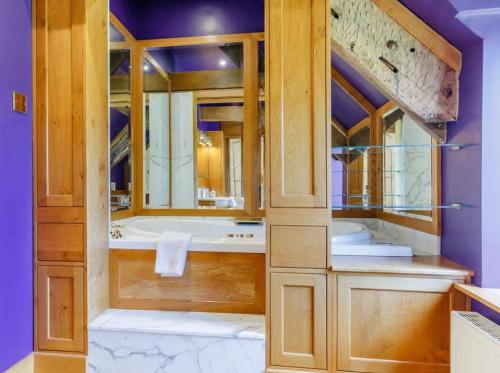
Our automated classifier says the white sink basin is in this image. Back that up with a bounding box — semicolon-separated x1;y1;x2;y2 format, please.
331;221;412;257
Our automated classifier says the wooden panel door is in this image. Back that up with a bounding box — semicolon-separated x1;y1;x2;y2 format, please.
37;266;85;353
337;275;466;373
347;154;364;206
270;273;327;369
268;0;329;208
35;0;85;207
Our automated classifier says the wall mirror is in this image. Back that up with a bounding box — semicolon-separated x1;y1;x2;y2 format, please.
109;22;133;214
140;40;265;213
380;104;440;230
330;51;441;234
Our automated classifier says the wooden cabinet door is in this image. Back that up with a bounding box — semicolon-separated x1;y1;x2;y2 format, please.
268;0;329;208
37;266;85;352
270;273;327;369
337;275;466;373
35;0;85;207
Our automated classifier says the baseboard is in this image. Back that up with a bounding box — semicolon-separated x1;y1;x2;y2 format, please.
34;352;86;373
4;353;34;373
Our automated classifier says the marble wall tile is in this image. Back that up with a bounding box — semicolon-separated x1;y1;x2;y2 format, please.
171;92;196;208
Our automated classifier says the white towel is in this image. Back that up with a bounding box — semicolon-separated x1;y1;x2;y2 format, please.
154;231;192;277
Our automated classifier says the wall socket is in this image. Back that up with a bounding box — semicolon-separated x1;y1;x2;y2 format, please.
12;91;27;114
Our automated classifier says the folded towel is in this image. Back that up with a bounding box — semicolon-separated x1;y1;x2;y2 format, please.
154;231;192;277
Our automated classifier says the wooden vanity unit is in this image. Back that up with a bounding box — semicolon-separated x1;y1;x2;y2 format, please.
330;256;472;373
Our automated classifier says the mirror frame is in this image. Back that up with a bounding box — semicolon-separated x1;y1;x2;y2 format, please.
110;14;136;220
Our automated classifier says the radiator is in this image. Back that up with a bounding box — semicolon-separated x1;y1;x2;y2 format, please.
451;311;500;373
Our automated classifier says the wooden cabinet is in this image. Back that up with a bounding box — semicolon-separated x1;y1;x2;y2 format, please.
35;0;85;207
37;266;85;353
336;275;467;373
268;0;329;208
270;273;327;369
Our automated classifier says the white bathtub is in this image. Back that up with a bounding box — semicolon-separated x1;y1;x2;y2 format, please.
110;217;412;256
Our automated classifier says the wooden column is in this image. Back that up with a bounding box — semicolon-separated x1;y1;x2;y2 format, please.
34;0;108;368
265;0;331;372
243;37;261;216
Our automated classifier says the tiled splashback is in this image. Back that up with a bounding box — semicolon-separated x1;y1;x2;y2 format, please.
337;218;441;256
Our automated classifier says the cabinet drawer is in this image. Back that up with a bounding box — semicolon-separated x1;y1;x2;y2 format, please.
37;223;84;262
270;225;327;268
37;265;85;352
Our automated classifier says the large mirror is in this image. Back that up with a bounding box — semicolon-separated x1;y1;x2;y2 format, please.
109;23;132;213
142;42;253;210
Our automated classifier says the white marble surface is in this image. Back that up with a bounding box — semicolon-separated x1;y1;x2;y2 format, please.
88;309;265;373
171;92;195;208
339;218;441;256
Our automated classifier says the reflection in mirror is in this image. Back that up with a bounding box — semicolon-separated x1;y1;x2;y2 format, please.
110;22;126;42
258;41;265;209
109;46;132;212
383;108;432;221
143;43;245;209
331;66;372;211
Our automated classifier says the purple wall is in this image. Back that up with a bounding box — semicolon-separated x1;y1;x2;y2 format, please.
332;80;368;128
134;0;264;40
0;0;33;370
109;0;138;37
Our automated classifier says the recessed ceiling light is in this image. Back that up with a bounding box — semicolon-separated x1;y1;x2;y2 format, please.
219;59;227;67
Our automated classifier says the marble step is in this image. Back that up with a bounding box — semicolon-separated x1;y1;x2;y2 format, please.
88;309;265;373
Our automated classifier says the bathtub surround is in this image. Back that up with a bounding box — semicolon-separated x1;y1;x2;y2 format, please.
88;309;265;373
0;0;33;370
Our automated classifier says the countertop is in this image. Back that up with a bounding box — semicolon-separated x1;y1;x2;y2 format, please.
331;255;474;278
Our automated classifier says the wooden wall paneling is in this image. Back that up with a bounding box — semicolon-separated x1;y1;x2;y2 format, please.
109;249;265;314
37;266;85;353
86;0;110;323
336;275;462;373
270;273;327;369
35;0;85;207
243;37;261;216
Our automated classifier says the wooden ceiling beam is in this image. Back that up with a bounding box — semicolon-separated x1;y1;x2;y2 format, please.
332;67;376;114
200;106;244;122
372;0;461;73
331;117;348;138
347;116;370;137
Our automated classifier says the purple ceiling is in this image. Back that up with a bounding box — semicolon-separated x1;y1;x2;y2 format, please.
148;45;239;74
331;80;368;129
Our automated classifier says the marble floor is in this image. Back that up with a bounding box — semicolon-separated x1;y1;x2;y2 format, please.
88;309;265;373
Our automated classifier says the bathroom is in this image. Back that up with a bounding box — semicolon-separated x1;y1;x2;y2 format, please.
1;0;499;372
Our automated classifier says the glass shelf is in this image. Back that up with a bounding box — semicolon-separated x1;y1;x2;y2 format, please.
332;143;475;151
332;203;471;210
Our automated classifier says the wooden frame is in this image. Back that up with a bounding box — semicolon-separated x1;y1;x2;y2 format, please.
375;101;442;235
130;31;265;218
110;14;137;221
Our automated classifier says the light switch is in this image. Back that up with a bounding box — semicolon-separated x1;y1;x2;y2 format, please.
12;91;27;114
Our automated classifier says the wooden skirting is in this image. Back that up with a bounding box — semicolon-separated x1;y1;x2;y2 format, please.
110;249;266;314
34;352;86;373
